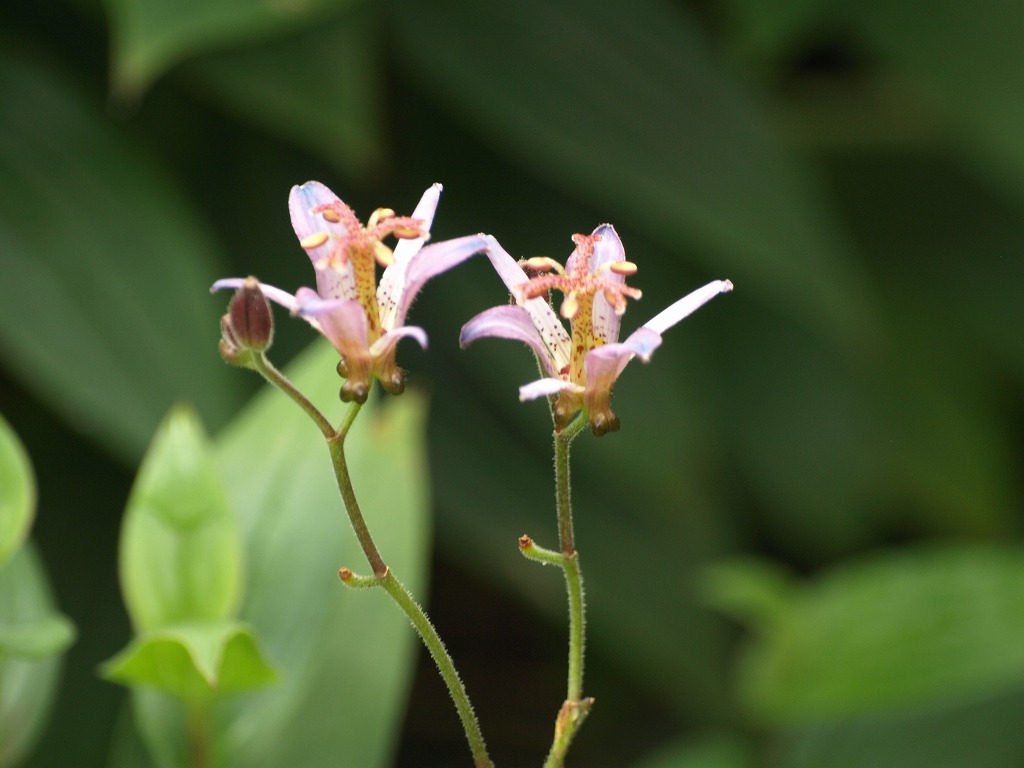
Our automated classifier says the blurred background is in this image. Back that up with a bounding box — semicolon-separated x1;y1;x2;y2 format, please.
2;0;1023;766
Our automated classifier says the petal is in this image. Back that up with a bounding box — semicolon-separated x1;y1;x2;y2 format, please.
387;233;490;330
590;223;626;343
459;305;560;378
584;326;663;388
212;277;299;313
295;291;369;357
519;377;581;401
370;325;429;358
289;181;358;301
643;279;733;334
378;184;443;329
483;236;572;369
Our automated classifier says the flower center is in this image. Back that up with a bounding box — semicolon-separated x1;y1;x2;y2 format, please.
517;232;642;385
301;200;427;341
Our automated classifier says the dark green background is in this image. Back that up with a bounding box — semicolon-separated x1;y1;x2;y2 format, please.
2;0;1023;766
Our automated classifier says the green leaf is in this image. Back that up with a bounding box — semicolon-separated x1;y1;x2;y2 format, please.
120;405;240;632
0;412;33;569
632;733;753;768
847;0;1024;196
124;341;431;768
701;557;798;632
737;544;1024;725
779;687;1024;768
104;0;362;95
101;621;276;703
0;616;75;661
394;0;876;344
0;543;75;767
0;48;241;463
181;4;385;180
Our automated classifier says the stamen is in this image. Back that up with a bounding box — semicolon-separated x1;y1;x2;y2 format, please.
522;256;565;275
374;241;395;267
300;232;330;249
367;207;396;229
609;261;638;276
320;209;342;223
561;291;579;319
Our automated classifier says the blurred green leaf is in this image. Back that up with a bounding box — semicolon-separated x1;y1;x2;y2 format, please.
122;340;430;767
394;0;876;344
182;4;384;179
737;544;1024;725
0;616;75;661
101;622;276;702
0;48;241;463
848;0;1024;196
104;0;362;96
0;412;33;569
632;733;752;768
120;406;240;632
701;557;797;632
0;543;74;767
779;686;1024;768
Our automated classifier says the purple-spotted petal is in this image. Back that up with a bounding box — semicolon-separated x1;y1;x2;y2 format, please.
519;377;581;402
212;278;299;313
590;223;626;344
289;181;358;301
483;236;572;368
388;234;490;330
378;184;444;329
643;279;733;334
584;326;663;388
459;305;561;378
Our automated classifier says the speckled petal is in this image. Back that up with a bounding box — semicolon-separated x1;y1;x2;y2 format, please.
590;223;626;344
289;181;358;301
378;183;443;329
459;305;560;378
482;236;572;369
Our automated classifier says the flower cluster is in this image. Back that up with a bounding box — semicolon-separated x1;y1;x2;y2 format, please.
213;182;488;403
461;225;733;435
214;183;731;430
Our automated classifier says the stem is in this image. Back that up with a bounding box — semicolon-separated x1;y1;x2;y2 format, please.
329;402;492;766
326;406;386;577
554;415;587;699
541;414;591;767
250;353;334;439
379;571;493;768
186;703;212;768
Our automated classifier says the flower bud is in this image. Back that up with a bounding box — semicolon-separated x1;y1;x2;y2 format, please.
227;277;274;352
219;277;273;367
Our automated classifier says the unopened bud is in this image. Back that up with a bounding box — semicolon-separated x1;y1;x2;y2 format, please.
227;277;274;352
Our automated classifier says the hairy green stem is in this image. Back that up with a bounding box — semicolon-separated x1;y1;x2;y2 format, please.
378;571;493;768
542;414;590;767
251;353;334;438
327;402;491;767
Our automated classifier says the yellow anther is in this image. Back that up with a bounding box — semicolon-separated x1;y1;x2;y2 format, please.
320;209;342;223
299;232;330;249
609;260;638;276
522;256;564;274
367;207;396;229
560;291;579;319
393;224;425;239
374;241;395;267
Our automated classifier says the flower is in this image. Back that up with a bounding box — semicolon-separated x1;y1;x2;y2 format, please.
212;182;489;403
460;224;732;435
